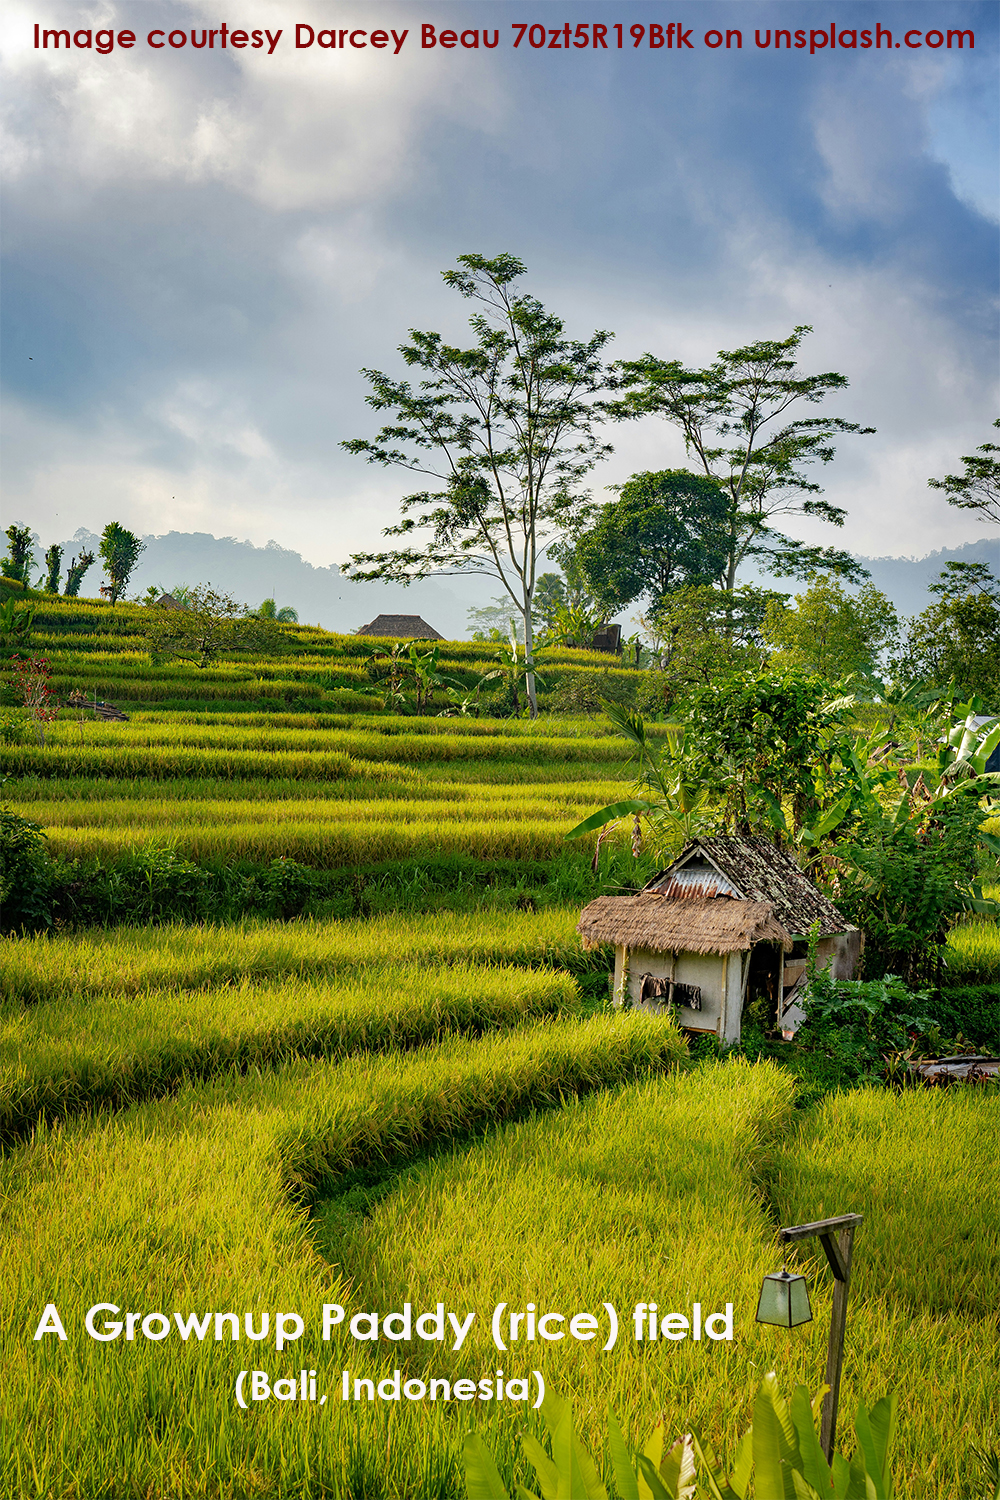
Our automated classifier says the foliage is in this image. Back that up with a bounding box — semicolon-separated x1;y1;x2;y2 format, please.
341;253;613;717
63;548;95;597
98;522;146;605
43;543;63;594
894;564;1000;703
832;783;997;985
363;639;463;714
547;668;638;717
142;584;283;667
762;575;899;682
575;468;730;611
464;1376;898;1500
793;930;938;1084
688;670;845;837
565;704;713;853
612;326;874;590
10;653;60;745
0;596;36;656
927;418;1000;527
1;524;37;585
0;794;51;932
0;710;31;746
645;584;781;694
256;597;299;623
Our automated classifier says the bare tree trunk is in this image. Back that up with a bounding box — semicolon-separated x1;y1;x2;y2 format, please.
521;597;538;720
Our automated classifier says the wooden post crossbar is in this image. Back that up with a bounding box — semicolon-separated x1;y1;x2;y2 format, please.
778;1213;864;1461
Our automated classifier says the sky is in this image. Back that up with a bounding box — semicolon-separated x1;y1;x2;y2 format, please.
2;0;998;590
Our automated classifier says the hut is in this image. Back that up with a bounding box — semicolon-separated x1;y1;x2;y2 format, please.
577;835;861;1044
356;614;444;640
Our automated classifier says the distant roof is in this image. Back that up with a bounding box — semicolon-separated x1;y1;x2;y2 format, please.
577;896;791;956
156;592;185;610
647;836;854;937
356;614;444;640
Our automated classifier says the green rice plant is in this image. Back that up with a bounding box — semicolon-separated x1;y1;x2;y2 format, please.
769;1088;1000;1497
2;908;590;1005
0;961;581;1143
944;917;1000;978
0;1015;684;1500
32;814;577;865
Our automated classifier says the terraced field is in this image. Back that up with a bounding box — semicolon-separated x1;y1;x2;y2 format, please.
2;592;998;1497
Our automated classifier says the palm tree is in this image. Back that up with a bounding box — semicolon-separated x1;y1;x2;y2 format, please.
256;598;299;623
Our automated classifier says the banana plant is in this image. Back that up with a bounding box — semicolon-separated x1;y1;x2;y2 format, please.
937;708;1000;792
464;1377;898;1500
564;703;712;852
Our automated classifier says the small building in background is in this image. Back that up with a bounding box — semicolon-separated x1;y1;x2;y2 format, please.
356;614;444;640
590;623;622;655
576;834;861;1045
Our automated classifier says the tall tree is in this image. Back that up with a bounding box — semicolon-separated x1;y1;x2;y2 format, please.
43;545;63;594
612;326;874;590
927;420;1000;527
98;523;145;605
576;469;729;612
895;563;1000;702
1;525;37;586
762;575;899;682
341;253;613;718
63;551;95;598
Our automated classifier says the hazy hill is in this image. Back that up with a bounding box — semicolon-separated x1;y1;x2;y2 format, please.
17;527;1000;637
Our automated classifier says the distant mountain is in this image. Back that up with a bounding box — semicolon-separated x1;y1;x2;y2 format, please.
19;527;1000;637
849;538;999;618
49;529;483;639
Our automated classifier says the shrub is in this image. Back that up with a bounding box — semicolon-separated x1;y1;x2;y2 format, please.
0;800;52;931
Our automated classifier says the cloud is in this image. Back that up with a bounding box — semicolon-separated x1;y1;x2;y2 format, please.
1;0;997;569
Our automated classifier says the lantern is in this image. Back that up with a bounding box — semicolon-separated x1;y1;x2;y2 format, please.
756;1269;813;1327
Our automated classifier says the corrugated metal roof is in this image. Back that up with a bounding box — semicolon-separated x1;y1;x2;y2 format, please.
650;866;742;899
646;836;855;938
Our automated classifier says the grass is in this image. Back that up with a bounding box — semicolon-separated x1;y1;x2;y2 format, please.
770;1088;1000;1497
0;961;581;1144
0;1014;686;1500
1;909;593;1004
945;915;1000;979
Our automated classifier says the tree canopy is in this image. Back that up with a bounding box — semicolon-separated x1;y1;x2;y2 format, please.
611;326;873;590
99;523;145;606
340;252;613;717
928;420;1000;527
896;563;1000;703
576;469;729;612
762;574;899;682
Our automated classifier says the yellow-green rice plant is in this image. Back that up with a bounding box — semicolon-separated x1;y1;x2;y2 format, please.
944;917;1000;977
34;814;575;865
2;908;588;1005
0;1015;684;1500
0;962;580;1143
770;1088;1000;1496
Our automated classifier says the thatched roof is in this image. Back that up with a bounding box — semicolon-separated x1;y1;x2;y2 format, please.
357;614;444;640
577;895;792;955
646;836;854;938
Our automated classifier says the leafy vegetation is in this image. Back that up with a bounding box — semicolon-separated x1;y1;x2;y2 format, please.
0;566;997;1499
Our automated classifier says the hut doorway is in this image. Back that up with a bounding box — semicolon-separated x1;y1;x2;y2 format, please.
743;942;784;1030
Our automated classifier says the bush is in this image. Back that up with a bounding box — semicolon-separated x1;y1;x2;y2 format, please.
836;784;991;986
931;986;1000;1052
0;801;52;931
547;669;638;717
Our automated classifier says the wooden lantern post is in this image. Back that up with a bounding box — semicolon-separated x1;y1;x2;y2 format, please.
778;1212;864;1461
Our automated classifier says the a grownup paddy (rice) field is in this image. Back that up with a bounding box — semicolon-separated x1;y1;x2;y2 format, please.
2;593;999;1498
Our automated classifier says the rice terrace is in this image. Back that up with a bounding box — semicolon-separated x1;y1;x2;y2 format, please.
1;565;998;1500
